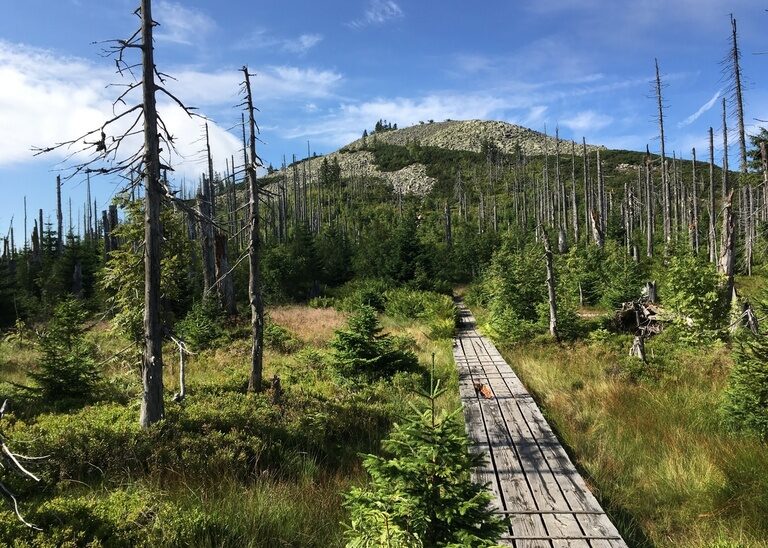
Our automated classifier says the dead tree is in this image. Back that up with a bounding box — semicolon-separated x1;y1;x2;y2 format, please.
708;127;717;263
241;67;265;393
719;99;735;309
645;146;654;257
691;147;700;253
55;176;63;255
570;141;579;242
34;0;198;426
542;231;559;342
654;59;671;245
197;177;217;297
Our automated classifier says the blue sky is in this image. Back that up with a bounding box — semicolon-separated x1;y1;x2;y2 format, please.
0;0;766;243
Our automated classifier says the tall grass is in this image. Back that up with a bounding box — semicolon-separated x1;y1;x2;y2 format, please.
498;340;768;547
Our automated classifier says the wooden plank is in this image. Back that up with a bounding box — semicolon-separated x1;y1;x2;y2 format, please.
452;304;628;548
479;342;624;546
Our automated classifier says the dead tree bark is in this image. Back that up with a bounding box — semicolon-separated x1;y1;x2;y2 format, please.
242;67;264;393
691;147;700;253
655;59;671;246
708;127;717;263
543;231;559;342
582;137;590;242
629;332;647;362
140;0;165;427
570;141;579;242
197;178;216;297
591;209;604;248
719;190;735;308
56;175;63;255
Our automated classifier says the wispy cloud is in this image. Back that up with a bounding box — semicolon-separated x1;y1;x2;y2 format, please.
561;110;614;133
0;41;342;180
235;30;323;55
348;0;403;29
678;89;721;128
155;1;215;46
283;93;510;145
282;34;324;54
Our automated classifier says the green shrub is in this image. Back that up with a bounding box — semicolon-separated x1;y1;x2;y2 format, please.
264;320;301;353
336;279;392;312
331;306;419;381
722;336;768;440
29;298;100;403
0;488;222;547
176;298;226;351
662;252;724;344
343;374;504;546
384;288;458;339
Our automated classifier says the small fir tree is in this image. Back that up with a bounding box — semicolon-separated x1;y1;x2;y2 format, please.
723;289;768;440
29;298;100;402
331;305;418;380
343;370;504;547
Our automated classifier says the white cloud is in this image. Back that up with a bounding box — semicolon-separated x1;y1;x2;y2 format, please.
155;1;215;46
348;0;403;29
561;110;614;133
283;34;323;54
283;94;510;146
163;65;342;108
235;30;324;55
0;41;332;184
678;89;721;128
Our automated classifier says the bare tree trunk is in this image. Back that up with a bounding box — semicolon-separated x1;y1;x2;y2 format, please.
731;15;748;177
591;209;604;248
56;176;63;255
140;0;164;427
570;141;579;242
197;178;216;297
655;59;671;246
582;137;590;242
691;148;700;253
708;127;717;263
720;190;735;308
645;146;654;257
242;67;264;394
543;231;559;342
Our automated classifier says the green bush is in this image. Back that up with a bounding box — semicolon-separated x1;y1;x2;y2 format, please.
336;279;392;312
722;336;768;440
176;298;226;351
343;375;503;546
28;298;100;403
0;488;223;547
662;252;724;344
331;306;419;381
384;288;458;339
264;320;302;353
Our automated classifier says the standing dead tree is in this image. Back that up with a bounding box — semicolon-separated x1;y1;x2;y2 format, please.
241;67;265;393
654;59;672;246
542;231;559;342
33;0;199;427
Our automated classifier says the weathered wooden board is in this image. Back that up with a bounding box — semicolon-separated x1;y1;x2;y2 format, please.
454;304;628;548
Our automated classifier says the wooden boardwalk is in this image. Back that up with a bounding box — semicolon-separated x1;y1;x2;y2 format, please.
453;304;627;547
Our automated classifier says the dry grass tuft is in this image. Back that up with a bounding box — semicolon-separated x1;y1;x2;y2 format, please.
269;306;347;346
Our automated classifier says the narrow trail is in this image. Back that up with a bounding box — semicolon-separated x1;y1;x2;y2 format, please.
453;303;627;548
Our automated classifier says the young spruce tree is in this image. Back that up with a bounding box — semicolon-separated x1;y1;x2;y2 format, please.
343;371;504;547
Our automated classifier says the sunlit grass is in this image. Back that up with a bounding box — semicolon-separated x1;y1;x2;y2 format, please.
495;339;768;547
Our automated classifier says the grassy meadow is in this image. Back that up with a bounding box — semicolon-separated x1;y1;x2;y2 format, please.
0;287;460;547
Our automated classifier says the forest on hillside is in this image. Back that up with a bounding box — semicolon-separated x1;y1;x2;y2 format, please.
1;1;768;547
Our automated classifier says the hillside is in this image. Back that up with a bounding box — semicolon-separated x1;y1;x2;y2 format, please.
262;119;607;196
